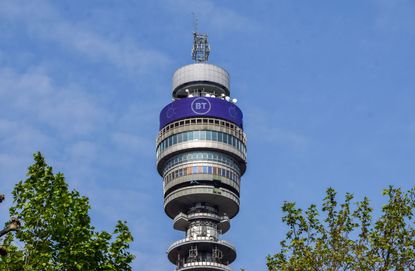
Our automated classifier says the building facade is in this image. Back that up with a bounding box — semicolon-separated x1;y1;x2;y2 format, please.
156;33;247;270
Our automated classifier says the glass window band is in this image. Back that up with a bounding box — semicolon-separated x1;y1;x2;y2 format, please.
156;130;246;157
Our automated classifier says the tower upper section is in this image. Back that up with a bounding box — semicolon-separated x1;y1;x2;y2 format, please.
172;63;230;98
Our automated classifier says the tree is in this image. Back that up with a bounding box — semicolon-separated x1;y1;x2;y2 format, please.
0;194;21;257
0;152;135;271
267;187;415;271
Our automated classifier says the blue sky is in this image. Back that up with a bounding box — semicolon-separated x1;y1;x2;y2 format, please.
1;0;415;270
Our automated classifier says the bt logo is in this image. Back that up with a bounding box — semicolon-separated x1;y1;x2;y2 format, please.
191;97;211;115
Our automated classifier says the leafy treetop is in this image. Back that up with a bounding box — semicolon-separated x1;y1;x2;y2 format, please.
0;152;135;271
267;186;415;271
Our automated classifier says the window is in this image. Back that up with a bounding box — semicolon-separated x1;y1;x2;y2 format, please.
207;131;212;140
223;134;228;144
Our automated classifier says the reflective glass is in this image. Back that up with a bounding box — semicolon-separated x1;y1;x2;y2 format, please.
158;131;246;160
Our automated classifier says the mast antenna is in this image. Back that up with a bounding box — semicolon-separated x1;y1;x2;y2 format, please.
192;12;199;33
191;14;210;63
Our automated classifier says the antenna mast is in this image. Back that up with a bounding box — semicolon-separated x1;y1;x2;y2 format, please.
191;14;210;62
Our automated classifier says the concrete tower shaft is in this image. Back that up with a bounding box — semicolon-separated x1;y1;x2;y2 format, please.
157;33;246;271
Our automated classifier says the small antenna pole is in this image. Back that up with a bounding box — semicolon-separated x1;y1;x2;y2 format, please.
191;14;210;63
192;12;199;33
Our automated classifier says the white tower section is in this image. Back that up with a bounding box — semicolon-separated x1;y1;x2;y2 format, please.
172;64;230;98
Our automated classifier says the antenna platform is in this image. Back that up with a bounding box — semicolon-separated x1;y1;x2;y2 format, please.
192;32;210;62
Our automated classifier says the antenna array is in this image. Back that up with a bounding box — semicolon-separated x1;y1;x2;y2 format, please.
191;14;210;62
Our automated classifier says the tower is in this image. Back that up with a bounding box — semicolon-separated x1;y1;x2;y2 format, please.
156;32;247;270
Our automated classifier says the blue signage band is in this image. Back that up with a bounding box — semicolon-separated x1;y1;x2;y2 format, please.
159;97;243;130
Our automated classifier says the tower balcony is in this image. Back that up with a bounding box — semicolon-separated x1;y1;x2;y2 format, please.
173;212;230;233
164;185;239;219
163;174;240;197
177;261;232;271
157;140;247;173
167;237;236;265
157;118;246;146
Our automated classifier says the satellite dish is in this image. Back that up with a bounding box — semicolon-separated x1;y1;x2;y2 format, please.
232;98;238;103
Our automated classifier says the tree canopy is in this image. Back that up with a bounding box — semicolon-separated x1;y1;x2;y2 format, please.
0;152;135;271
267;187;415;271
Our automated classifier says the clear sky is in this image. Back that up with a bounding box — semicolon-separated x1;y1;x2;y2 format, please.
1;0;415;270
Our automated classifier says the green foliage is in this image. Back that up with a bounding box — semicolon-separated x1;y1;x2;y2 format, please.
267;187;415;271
0;152;135;271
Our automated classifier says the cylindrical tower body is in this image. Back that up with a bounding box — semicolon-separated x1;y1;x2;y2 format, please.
157;39;247;271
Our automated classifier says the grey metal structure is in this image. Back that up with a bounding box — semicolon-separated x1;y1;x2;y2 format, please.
192;32;210;62
157;33;247;271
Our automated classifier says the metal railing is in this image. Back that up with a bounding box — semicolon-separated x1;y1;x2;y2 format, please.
167;237;236;252
178;261;232;271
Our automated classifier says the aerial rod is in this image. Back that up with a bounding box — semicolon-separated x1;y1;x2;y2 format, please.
192;12;199;34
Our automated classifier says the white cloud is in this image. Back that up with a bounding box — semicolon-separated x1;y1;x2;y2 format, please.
0;0;170;76
0;68;105;137
0;66;107;196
